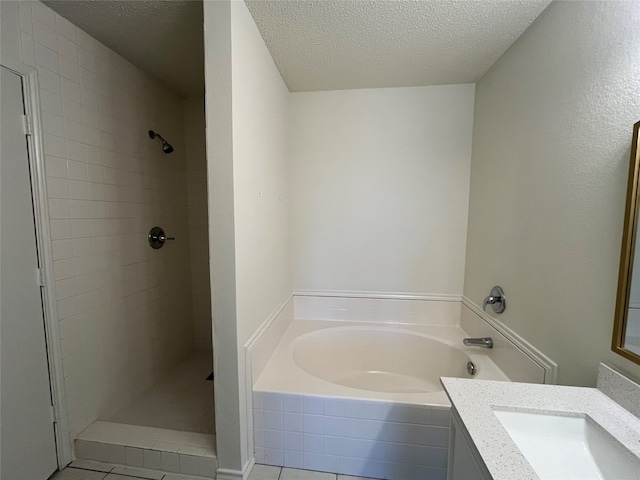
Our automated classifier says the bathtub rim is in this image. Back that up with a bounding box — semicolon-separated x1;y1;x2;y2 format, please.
253;319;510;407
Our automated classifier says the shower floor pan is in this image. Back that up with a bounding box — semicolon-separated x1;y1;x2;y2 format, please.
75;353;217;478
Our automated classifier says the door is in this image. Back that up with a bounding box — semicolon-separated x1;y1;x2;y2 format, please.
1;66;59;480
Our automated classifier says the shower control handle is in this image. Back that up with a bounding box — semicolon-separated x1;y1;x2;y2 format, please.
148;226;175;249
483;286;506;314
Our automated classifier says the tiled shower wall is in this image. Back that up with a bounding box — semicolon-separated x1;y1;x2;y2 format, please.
1;1;194;440
184;98;212;351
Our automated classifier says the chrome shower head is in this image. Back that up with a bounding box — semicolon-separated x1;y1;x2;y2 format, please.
148;130;174;154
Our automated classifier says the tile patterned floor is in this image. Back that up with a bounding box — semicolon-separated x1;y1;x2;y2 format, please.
249;464;376;480
50;462;377;480
109;353;215;434
49;460;204;479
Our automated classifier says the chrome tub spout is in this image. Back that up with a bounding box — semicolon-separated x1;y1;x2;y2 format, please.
463;337;493;348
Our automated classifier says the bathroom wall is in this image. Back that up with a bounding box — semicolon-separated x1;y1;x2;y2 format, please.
464;0;640;386
290;85;475;296
1;0;194;439
231;2;291;348
184;97;212;351
232;0;291;470
204;0;292;473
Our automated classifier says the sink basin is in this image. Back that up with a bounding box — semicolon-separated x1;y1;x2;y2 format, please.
493;409;640;480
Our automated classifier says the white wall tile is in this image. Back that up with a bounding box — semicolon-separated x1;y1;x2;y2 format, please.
284;450;304;469
55;14;77;42
264;448;283;466
35;43;59;72
263;393;283;411
303;453;323;471
303;415;323;434
37;65;61;94
264;410;283;431
161;452;180;473
283;413;303;432
179;454;199;475
302;434;323;454
31;2;56;28
283;432;303;451
264;430;284;450
3;2;199;445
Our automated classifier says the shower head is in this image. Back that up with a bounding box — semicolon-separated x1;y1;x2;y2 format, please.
148;130;174;154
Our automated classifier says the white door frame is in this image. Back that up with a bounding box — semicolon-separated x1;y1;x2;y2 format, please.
1;57;72;468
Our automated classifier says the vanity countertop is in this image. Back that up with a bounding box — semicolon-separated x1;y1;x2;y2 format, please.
440;377;640;480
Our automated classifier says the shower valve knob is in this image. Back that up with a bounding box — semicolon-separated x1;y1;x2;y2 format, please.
148;226;175;249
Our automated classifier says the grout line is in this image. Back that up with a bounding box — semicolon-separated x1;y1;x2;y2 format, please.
69;465;115;473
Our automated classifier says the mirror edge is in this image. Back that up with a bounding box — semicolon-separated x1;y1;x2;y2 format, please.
612;120;640;365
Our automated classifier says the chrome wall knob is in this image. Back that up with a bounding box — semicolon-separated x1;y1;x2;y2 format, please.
148;226;175;249
483;286;506;314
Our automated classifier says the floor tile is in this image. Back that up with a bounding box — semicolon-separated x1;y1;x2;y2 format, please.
248;464;282;480
51;468;107;480
110;465;164;479
280;467;336;480
162;474;205;480
108;353;214;434
103;475;143;480
337;476;377;480
69;460;114;473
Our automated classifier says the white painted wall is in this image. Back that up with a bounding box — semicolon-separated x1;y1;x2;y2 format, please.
1;0;195;441
290;85;475;295
204;0;292;474
464;0;640;386
203;1;243;474
232;2;291;347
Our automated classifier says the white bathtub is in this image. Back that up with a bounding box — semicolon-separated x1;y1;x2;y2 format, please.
252;319;509;479
254;320;508;406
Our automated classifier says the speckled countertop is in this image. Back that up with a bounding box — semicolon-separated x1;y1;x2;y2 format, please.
441;378;640;480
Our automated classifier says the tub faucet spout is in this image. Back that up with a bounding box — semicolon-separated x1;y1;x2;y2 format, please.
463;337;493;348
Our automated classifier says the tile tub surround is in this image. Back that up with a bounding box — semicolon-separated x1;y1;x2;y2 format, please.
441;377;640;480
75;421;217;478
253;392;451;480
251;318;511;479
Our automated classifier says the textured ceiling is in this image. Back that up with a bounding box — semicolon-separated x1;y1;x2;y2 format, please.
42;0;552;96
245;0;553;92
43;0;204;97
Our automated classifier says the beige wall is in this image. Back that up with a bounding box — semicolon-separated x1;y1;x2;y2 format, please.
290;85;475;295
464;0;640;386
1;0;195;440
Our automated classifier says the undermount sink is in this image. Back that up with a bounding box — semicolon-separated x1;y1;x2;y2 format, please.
493;409;640;480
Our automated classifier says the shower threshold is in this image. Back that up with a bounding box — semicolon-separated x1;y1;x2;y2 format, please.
75;420;217;477
74;353;217;477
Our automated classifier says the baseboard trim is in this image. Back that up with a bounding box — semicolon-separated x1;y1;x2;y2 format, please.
462;296;558;384
216;455;255;480
293;290;462;302
242;456;256;480
216;469;244;480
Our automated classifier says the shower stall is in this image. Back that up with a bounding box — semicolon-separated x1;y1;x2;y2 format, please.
2;0;216;477
70;85;216;473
